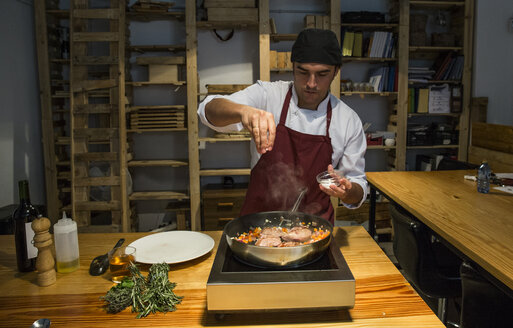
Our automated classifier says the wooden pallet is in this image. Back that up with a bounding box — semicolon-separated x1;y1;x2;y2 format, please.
70;0;129;232
129;108;186;130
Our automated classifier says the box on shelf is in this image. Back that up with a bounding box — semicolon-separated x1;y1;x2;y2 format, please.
135;56;185;83
407;125;433;146
207;8;258;22
366;133;383;146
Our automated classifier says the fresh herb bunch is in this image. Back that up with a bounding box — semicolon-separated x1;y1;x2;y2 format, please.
101;262;183;318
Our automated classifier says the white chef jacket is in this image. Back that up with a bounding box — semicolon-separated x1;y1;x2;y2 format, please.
197;80;368;209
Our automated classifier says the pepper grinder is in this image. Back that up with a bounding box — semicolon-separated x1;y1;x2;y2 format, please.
32;217;56;286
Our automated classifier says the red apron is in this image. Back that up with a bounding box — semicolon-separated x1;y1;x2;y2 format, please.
240;86;335;224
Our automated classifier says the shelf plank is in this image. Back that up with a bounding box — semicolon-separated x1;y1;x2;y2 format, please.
128;44;186;53
408;80;461;85
74;201;121;211
128;159;188;167
409;46;463;52
271;68;293;73
342;57;397;62
340;23;399;29
199;137;251;142
196;21;258;29
408;113;461;117
367;145;397;150
127;128;187;133
129;191;189;201
270;33;297;42
126;81;186;86
127;105;186;113
407;145;460;149
126;11;185;21
341;91;398;97
200;168;251;176
410;1;465;9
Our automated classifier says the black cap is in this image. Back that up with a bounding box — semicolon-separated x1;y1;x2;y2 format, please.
291;29;342;66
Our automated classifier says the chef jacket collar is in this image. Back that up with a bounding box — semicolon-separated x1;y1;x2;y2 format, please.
291;82;331;113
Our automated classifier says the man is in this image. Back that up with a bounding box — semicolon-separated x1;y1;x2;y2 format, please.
197;29;367;224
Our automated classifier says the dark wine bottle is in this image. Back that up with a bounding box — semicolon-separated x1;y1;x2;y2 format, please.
12;180;39;272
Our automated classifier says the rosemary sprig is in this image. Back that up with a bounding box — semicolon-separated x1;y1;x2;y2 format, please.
101;262;183;318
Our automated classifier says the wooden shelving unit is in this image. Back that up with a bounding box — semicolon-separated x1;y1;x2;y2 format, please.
124;4;196;231
34;0;71;223
396;0;474;170
36;0;474;232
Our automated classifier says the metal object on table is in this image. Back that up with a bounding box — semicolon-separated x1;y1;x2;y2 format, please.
31;318;51;328
206;234;355;312
223;211;332;268
89;238;124;276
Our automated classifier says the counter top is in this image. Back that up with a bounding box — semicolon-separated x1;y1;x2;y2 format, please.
0;227;444;327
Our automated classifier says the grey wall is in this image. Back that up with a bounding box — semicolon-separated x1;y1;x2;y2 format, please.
473;0;513;124
0;0;45;207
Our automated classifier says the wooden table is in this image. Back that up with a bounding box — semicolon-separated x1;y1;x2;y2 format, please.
367;170;513;294
0;227;444;327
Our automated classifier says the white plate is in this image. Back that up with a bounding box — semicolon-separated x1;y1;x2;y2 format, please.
128;231;215;264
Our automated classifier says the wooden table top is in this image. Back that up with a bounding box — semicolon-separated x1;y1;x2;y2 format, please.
367;170;513;291
0;227;443;327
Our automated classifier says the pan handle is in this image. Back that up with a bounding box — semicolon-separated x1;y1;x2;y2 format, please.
290;187;308;213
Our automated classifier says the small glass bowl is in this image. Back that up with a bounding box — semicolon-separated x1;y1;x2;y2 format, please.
316;171;341;188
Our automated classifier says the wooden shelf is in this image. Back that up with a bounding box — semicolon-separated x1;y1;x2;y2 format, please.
199;137;251;143
367;145;397;150
127;105;185;113
126;81;186;86
408;113;461;118
129;191;189;201
196;21;258;29
341;91;398;97
270;33;297;42
409;46;463;52
200;168;251;176
342;57;397;63
410;1;465;9
408;80;461;85
407;145;460;149
127;128;187;133
128;44;186;53
126;11;185;21
271;68;293;73
128;159;188;167
341;23;399;29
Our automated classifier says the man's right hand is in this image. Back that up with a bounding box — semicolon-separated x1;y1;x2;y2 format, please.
205;98;276;154
240;107;276;154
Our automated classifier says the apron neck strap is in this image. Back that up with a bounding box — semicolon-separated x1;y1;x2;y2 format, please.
280;86;333;137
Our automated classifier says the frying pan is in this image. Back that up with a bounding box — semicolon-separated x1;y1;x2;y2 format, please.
223;211;333;268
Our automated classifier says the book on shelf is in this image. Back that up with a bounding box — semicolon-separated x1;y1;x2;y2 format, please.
432;52;455;80
368;65;397;92
342;31;355;57
417;88;429;113
353;32;363;57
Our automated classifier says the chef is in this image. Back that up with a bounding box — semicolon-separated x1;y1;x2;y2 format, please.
198;28;367;224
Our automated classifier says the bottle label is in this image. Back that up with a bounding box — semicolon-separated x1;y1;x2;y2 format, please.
25;222;38;259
